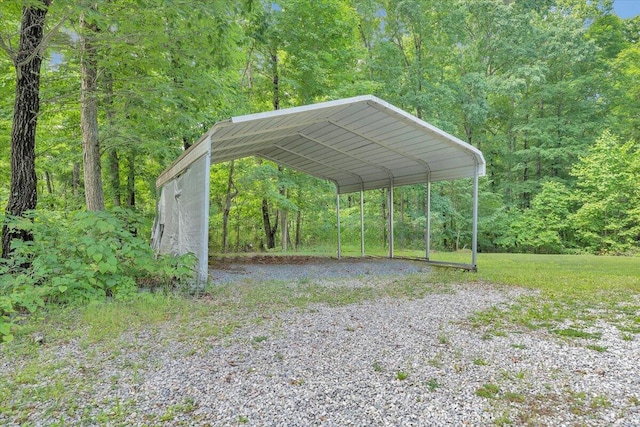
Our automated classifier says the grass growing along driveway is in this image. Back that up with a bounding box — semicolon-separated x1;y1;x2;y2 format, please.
441;253;640;337
3;253;639;348
0;253;638;425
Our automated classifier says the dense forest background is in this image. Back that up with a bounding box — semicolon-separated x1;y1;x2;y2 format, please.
1;0;639;259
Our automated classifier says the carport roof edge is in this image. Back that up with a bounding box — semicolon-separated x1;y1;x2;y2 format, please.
156;95;486;193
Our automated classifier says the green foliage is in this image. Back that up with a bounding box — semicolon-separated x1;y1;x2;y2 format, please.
571;132;640;254
499;181;576;253
0;208;195;342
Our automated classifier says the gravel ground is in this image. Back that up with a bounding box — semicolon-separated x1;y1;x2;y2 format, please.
209;257;431;286
2;259;639;426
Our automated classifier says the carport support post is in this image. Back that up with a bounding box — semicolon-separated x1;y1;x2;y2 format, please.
336;192;341;259
472;168;479;268
360;186;365;257
425;178;431;261
389;180;394;258
199;149;211;284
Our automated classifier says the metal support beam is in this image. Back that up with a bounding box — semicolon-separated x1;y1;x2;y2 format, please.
472;168;479;268
336;192;342;259
360;185;365;257
389;181;394;258
199;148;211;284
425;178;431;261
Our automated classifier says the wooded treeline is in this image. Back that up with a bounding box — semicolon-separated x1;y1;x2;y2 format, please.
1;0;639;256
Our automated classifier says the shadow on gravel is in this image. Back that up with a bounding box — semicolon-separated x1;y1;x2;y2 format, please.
208;256;431;285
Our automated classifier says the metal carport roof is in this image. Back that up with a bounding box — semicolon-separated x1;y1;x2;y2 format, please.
153;95;486;281
156;95;486;192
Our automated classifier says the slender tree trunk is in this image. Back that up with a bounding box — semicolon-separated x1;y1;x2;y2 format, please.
108;150;121;206
80;7;105;211
222;160;237;253
295;210;302;249
270;49;279;111
235;207;241;252
72;162;80;196
104;71;121;207
281;207;288;251
258;52;282;250
279;167;287;251
126;149;135;207
381;189;387;248
45;171;53;195
1;1;52;258
400;189;405;223
262;198;278;249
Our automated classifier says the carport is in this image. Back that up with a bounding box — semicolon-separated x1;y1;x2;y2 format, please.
151;95;486;282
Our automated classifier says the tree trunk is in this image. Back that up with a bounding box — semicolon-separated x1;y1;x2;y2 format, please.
104;71;121;207
281;207;288;251
222;160;237;253
381;189;387;248
126;149;136;207
1;1;52;258
270;49;279;111
72;162;81;196
80;7;105;211
235;206;241;252
45;171;53;195
262;198;278;249
295;209;302;249
279;168;287;251
108;149;121;207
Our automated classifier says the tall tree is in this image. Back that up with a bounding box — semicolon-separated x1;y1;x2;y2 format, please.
79;3;104;211
571;131;640;253
0;0;53;257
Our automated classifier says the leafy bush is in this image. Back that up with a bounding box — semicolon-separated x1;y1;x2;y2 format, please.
0;208;196;342
501;181;577;254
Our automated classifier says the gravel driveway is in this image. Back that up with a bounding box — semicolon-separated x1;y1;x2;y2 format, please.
2;258;639;426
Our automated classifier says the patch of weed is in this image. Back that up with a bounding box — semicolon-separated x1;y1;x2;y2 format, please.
437;332;450;345
473;358;489;366
503;392;526;404
493;413;513;426
551;328;602;340
426;378;441;391
589;395;611;410
621;333;633;341
397;371;409;381
476;383;500;399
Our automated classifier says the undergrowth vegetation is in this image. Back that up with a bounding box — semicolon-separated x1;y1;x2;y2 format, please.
0;208;196;343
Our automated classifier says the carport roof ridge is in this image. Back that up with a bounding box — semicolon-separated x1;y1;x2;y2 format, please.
156;95;485;193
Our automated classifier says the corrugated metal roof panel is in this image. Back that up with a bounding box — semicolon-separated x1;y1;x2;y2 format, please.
156;95;485;192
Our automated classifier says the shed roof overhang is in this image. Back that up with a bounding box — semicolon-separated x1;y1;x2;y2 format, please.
156;95;486;194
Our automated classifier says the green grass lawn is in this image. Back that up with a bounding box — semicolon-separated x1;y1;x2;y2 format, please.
454;253;640;337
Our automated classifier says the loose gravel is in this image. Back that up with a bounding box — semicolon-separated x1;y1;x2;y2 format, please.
208;256;431;286
2;258;639;426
